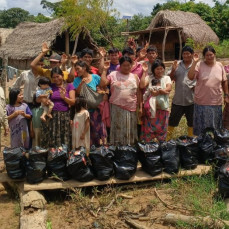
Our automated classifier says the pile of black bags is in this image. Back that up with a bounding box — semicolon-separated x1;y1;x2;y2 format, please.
4;127;229;185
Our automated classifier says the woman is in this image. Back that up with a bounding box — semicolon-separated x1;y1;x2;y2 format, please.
40;67;75;148
100;56;142;145
140;59;172;142
188;46;229;135
73;61;107;146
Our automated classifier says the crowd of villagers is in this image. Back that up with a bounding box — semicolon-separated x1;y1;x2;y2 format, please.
2;39;229;155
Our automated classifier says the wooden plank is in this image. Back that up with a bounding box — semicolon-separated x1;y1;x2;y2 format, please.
23;165;211;192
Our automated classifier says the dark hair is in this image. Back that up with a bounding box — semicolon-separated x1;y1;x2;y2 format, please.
74;60;91;73
38;77;51;87
151;59;165;75
151;78;160;86
147;46;158;53
203;46;216;57
51;67;63;78
75;96;87;113
136;46;143;53
182;46;194;54
108;48;119;54
9;88;21;106
122;47;135;56
32;93;41;108
119;56;133;65
80;48;93;58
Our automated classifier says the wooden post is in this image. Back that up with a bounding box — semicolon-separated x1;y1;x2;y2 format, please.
162;28;169;62
72;34;79;56
65;30;70;55
178;29;183;60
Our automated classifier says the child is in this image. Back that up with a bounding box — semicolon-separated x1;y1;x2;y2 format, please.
36;77;54;122
31;94;44;147
143;78;169;118
6;89;32;149
70;96;90;154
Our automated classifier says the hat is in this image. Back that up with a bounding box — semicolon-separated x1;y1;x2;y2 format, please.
49;54;61;62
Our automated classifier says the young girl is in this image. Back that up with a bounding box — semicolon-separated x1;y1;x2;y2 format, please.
70;96;90;154
6;89;32;149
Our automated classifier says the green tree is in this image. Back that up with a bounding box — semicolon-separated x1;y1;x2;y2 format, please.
40;0;62;16
32;13;51;23
129;14;151;31
0;8;31;28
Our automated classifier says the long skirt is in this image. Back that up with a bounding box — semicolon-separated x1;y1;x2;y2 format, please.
90;109;107;146
40;110;71;149
141;109;169;142
110;104;137;145
193;104;222;136
223;103;229;130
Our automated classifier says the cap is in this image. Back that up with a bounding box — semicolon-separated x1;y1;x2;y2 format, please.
49;54;61;62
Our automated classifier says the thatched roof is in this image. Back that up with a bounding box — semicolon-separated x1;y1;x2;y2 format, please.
0;18;97;60
147;10;219;44
0;19;65;59
0;28;14;46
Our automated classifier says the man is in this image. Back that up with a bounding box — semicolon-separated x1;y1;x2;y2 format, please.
31;43;69;81
167;46;196;139
11;59;44;108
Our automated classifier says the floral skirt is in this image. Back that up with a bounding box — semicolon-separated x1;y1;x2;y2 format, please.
141;109;169;142
110;104;137;145
90;109;107;146
193;104;222;136
40;110;71;149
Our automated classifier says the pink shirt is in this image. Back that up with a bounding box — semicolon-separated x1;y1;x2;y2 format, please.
107;71;139;111
194;61;227;105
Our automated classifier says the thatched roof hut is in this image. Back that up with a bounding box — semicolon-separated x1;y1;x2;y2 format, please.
0;28;14;47
122;10;219;61
0;19;98;69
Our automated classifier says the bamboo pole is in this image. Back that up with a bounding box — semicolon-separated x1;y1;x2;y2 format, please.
162;28;169;62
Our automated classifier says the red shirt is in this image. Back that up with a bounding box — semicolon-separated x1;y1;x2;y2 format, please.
74;66;99;77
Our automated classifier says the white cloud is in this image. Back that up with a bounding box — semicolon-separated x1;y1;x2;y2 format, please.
0;0;220;16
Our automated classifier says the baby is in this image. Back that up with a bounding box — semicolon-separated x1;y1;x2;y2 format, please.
143;78;168;118
36;77;54;122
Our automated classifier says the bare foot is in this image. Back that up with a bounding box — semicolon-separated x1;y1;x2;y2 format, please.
47;113;52;119
40;116;46;122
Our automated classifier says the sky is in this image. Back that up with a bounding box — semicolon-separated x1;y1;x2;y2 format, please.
0;0;217;17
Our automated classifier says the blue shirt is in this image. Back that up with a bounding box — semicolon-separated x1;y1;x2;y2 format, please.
73;74;101;91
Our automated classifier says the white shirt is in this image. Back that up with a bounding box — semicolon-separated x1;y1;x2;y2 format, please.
11;70;42;103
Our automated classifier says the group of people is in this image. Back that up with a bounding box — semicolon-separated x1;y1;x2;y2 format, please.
1;42;229;153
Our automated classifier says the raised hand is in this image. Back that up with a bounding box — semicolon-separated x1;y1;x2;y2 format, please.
139;48;147;59
128;37;136;50
193;53;199;62
59;87;67;99
142;62;148;73
98;47;107;58
61;53;68;64
172;60;178;71
71;55;78;64
42;42;49;54
144;42;149;49
103;60;110;71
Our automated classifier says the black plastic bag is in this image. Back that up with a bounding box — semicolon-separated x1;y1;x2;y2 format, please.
213;145;229;178
67;147;94;182
214;128;229;145
113;145;138;180
47;145;70;181
198;128;217;164
219;162;229;197
90;145;114;181
161;140;180;174
3;147;26;179
176;136;199;170
137;142;162;177
25;147;48;184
